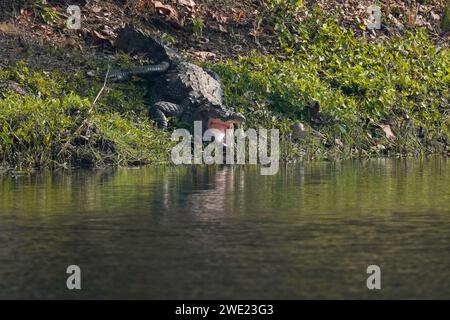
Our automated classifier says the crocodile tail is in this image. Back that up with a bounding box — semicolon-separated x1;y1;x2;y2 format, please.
115;25;180;63
127;62;171;77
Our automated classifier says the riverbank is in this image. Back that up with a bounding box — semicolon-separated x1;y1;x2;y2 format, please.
0;1;449;171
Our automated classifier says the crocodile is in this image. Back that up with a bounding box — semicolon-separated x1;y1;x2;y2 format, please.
106;25;245;142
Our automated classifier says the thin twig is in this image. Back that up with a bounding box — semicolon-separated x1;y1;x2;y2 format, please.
89;65;110;114
58;67;110;157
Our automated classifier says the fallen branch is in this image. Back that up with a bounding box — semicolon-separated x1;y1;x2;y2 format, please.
58;67;110;157
89;66;110;114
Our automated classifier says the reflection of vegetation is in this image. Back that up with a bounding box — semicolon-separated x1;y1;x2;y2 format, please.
1;161;449;300
1;159;449;220
0;167;188;216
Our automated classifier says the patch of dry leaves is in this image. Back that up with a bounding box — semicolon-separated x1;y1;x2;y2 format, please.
0;0;448;61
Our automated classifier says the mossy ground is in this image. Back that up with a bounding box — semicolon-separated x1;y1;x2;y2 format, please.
0;2;449;170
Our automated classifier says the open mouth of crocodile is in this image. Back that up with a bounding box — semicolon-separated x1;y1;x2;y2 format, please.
207;118;243;145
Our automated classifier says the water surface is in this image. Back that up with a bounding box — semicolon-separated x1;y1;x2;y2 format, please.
0;158;449;299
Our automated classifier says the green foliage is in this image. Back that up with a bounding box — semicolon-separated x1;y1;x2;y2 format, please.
191;17;205;37
0;62;173;170
1;6;449;169
41;6;61;26
158;32;177;46
212;14;450;159
256;0;307;50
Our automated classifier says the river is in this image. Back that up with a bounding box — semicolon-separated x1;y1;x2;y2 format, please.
0;158;449;299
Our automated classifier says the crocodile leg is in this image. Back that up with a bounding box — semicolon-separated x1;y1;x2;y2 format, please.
149;101;184;129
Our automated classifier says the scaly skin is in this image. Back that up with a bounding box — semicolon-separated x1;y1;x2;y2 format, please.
107;25;245;130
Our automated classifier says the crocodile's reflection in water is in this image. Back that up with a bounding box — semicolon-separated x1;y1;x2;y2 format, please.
185;166;236;215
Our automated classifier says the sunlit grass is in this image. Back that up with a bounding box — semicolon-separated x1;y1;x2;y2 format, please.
212;13;449;159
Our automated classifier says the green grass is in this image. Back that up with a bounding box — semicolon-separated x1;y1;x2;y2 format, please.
211;9;450;160
0;4;449;169
0;61;173;170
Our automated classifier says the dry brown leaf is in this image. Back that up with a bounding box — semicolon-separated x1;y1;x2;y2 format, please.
212;12;227;23
93;30;107;40
0;23;19;34
91;6;102;13
102;25;115;37
218;24;227;33
430;11;440;21
177;0;196;8
380;124;396;139
192;51;217;61
154;1;179;19
335;138;344;147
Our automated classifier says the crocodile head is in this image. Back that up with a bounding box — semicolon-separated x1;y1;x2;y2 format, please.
198;104;246;144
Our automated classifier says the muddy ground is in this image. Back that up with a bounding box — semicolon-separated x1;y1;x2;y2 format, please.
1;0;448;69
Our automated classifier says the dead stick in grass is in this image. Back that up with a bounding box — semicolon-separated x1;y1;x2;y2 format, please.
58;67;110;157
